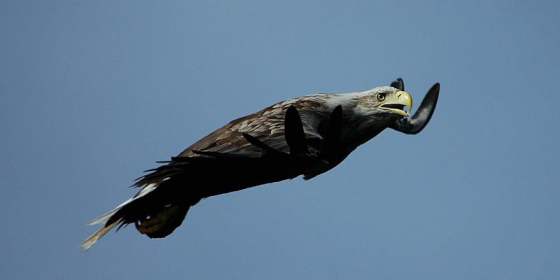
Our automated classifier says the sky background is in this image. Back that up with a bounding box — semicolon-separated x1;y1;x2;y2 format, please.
1;0;559;279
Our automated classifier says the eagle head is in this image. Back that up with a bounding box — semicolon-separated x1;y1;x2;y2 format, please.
355;86;413;119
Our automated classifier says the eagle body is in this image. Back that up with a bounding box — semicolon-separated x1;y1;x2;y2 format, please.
183;92;390;177
82;79;440;250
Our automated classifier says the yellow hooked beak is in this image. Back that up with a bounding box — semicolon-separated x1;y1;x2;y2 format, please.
381;91;413;116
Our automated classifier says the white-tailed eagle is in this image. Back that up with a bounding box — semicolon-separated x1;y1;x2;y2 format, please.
82;78;440;250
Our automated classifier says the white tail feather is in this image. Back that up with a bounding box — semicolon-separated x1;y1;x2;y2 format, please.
82;183;159;250
81;218;122;250
88;198;132;226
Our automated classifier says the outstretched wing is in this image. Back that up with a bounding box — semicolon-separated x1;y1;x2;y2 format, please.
391;83;440;134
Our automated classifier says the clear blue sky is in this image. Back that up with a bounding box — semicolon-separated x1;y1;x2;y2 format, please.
1;0;559;279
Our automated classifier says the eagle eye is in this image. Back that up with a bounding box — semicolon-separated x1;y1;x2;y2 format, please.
376;92;386;102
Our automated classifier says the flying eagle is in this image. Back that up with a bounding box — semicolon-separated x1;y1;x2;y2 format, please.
82;78;440;250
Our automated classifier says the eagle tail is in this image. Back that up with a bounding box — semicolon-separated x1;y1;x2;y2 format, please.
81;217;123;250
82;170;194;250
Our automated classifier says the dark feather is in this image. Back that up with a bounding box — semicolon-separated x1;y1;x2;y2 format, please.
284;106;308;155
321;105;343;161
391;83;440;134
241;133;284;156
390;78;405;90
